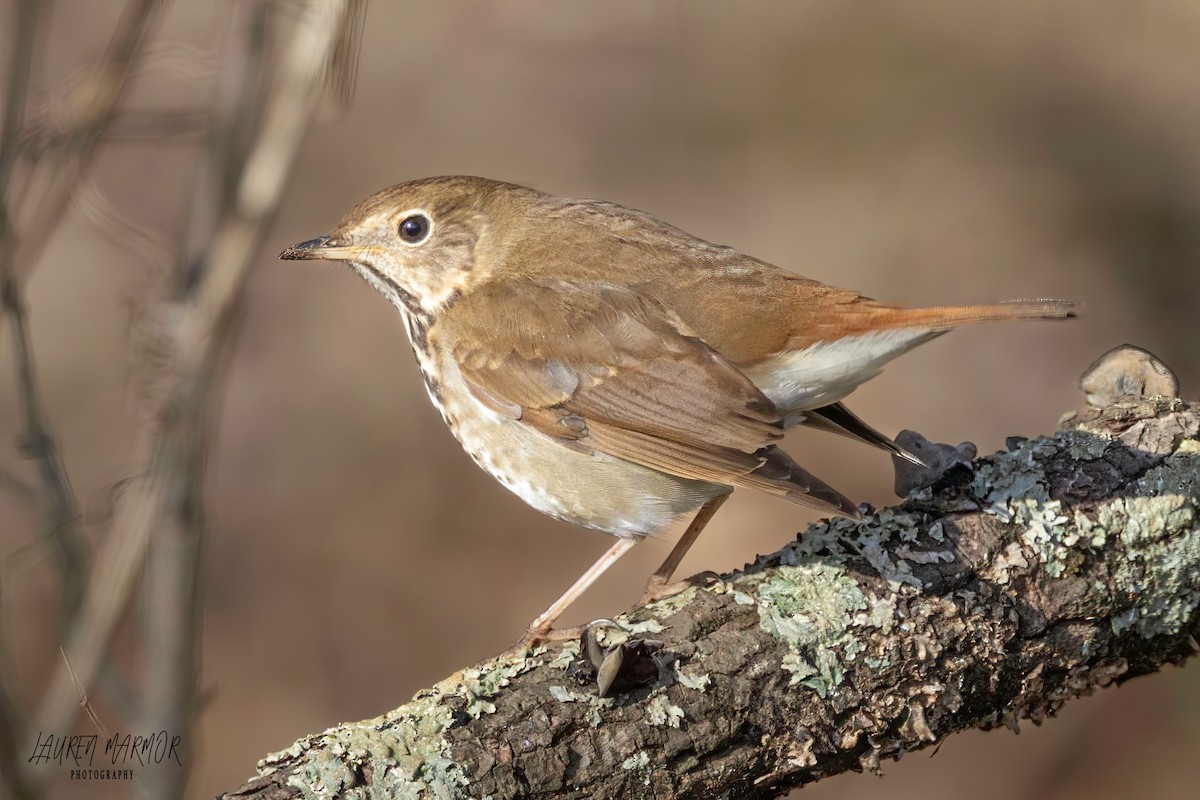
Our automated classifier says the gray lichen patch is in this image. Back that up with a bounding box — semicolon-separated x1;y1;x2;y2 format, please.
639;584;704;617
260;649;546;799
971;422;1199;638
549;639;581;670
1103;452;1200;638
269;694;469;800
1012;498;1074;578
777;508;935;591
970;437;1054;513
752;563;865;646
738;561;880;696
969;431;1153;580
621;751;650;770
644;693;686;728
1060;428;1115;461
547;684;614;727
966;436;1086;580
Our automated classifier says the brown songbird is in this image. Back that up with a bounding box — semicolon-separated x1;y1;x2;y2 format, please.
281;176;1076;644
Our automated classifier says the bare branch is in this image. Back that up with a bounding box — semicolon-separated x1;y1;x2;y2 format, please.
0;273;86;622
0;13;82;795
1;0;163;637
139;6;282;798
7;0;168;282
221;397;1200;800
22;1;357;793
0;0;39;188
320;0;368;107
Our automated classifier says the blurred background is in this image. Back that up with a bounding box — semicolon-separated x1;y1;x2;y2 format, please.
2;1;1198;798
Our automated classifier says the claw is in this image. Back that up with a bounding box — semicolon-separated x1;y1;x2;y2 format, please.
640;570;721;606
511;623;583;654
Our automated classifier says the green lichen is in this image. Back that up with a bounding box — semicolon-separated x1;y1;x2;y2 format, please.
548;685;577;702
623;619;665;635
459;655;537;719
854;593;897;634
739;561;871;696
621;751;653;787
621;752;650;770
644;693;686;727
971;437;1053;512
753;563;866;646
263;650;544;799
1101;452;1200;638
1012;498;1073;578
782;510;928;591
780;652;818;686
676;668;711;692
276;693;468;800
640;584;703;616
544;684;613;728
548;639;581;670
1071;510;1110;548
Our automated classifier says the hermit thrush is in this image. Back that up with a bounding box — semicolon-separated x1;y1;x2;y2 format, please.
281;176;1076;643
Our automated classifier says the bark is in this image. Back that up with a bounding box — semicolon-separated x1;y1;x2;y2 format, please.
220;397;1200;800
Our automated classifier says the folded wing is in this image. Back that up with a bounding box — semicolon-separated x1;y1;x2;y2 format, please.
444;278;858;517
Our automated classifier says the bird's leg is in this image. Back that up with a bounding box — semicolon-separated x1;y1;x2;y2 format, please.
516;537;640;649
640;493;730;605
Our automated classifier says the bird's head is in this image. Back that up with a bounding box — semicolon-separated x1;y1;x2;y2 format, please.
280;176;532;318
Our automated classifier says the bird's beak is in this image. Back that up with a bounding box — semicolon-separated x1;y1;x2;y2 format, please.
279;235;373;261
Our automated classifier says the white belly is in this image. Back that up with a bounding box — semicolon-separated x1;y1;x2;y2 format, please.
404;316;724;537
742;328;939;420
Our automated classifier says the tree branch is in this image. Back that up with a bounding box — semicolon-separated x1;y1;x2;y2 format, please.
23;0;355;786
221;395;1200;800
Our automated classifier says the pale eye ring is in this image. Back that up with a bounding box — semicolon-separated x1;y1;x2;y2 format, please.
398;213;431;244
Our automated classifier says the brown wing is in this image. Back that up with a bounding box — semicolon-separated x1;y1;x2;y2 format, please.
443;278;857;516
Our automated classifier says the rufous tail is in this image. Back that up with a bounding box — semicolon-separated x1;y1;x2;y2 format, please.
883;299;1079;331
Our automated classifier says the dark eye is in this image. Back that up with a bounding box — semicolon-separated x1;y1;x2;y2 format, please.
399;214;431;244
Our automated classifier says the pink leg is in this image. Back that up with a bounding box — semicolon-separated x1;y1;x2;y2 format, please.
643;493;730;600
520;537;639;646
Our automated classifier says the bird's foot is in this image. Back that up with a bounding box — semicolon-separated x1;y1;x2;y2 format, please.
510;623;583;653
638;570;722;607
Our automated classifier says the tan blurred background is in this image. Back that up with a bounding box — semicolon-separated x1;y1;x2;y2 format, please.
3;1;1199;798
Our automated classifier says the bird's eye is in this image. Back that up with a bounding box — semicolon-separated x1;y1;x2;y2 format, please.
398;214;431;244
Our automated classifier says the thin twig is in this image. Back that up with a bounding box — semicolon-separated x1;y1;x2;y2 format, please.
0;4;52;796
0;278;86;623
138;7;276;798
0;0;38;188
2;0;167;636
8;0;168;283
25;1;354;790
1;0;87;631
321;0;368;107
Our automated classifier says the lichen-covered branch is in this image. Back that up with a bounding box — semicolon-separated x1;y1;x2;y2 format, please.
221;397;1200;800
